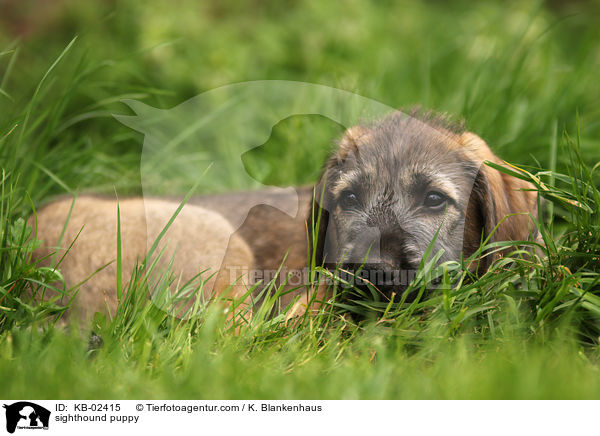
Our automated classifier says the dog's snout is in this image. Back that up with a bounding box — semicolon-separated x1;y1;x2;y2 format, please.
377;255;396;269
345;225;412;269
340;260;417;303
379;229;407;263
362;252;404;271
339;225;421;301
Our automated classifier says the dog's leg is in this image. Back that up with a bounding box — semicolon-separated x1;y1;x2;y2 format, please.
285;281;329;323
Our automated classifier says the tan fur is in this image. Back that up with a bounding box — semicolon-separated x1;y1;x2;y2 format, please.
458;132;539;244
189;188;313;309
30;197;254;321
337;125;372;160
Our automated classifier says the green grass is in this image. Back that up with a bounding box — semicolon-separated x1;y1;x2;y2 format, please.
1;0;600;399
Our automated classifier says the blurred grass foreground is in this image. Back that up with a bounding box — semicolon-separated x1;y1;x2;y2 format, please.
1;0;600;399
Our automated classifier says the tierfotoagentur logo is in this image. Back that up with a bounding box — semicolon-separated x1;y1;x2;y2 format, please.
225;266;419;289
2;402;50;434
113;80;479;316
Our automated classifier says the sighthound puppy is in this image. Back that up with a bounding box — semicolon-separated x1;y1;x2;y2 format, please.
190;111;540;315
306;111;539;301
31;110;539;321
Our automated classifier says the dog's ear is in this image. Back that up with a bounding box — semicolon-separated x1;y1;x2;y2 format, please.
307;185;330;267
335;125;371;162
463;167;492;256
460;132;539;252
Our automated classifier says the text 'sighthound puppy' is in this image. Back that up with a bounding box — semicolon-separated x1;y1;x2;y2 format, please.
31;197;254;321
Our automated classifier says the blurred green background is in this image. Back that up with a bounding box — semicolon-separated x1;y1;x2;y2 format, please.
1;0;599;200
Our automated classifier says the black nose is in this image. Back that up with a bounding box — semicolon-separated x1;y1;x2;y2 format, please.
339;226;421;301
339;262;418;302
379;229;410;264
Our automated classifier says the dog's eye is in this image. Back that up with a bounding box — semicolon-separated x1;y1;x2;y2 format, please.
340;190;359;209
424;191;447;209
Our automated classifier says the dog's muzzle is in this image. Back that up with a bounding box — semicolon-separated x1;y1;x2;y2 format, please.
338;262;419;302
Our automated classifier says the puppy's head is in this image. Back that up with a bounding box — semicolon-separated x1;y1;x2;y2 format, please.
310;111;538;299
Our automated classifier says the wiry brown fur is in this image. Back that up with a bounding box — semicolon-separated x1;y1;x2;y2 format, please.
307;110;540;302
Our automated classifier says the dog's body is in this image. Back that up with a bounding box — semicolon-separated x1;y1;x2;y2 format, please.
189;187;313;309
30;110;539;320
31;197;254;320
